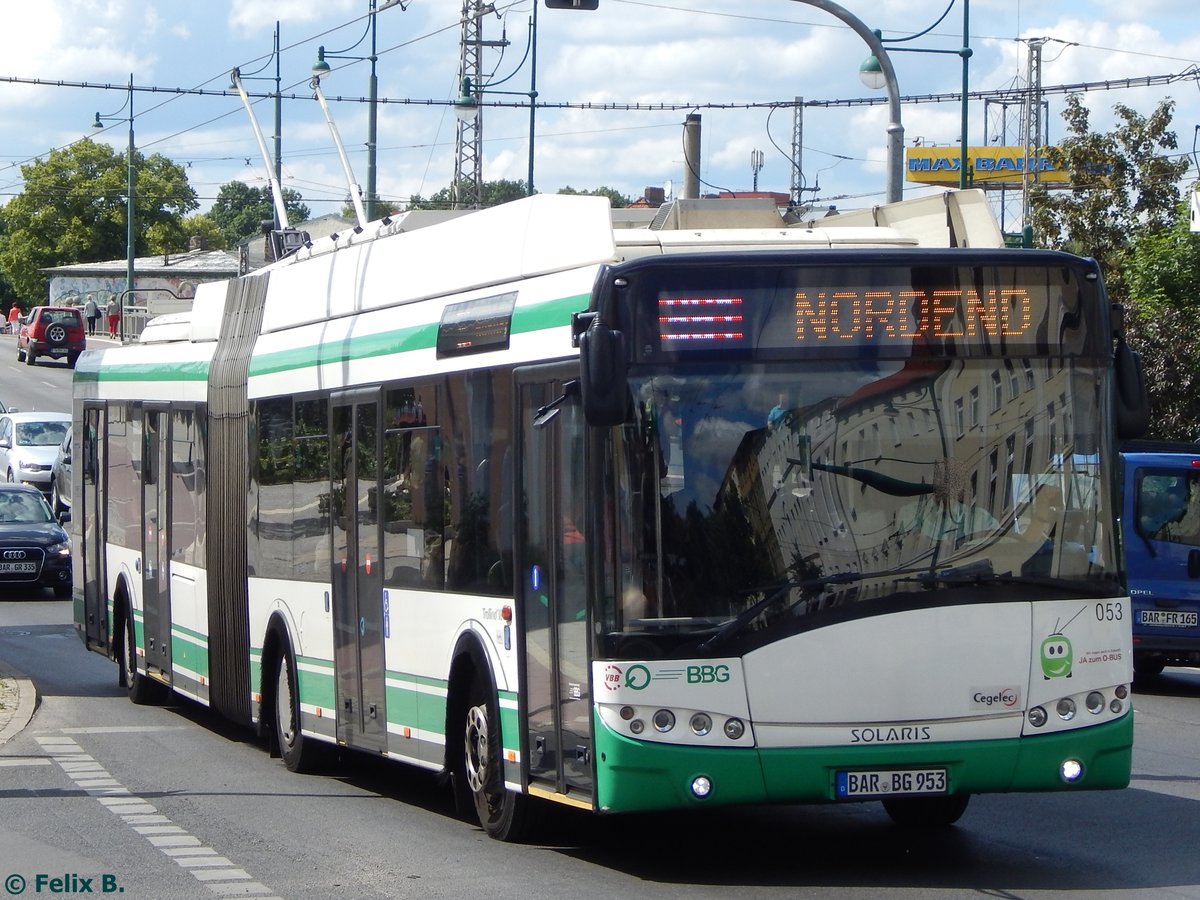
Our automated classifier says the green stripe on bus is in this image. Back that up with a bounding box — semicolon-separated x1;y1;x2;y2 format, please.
250;322;438;377
171;623;209;643
511;294;590;333
248;293;588;377
76;293;589;383
297;664;337;709
171;634;210;678
73;360;211;383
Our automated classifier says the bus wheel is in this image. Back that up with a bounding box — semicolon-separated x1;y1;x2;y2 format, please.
882;793;969;828
461;675;528;841
120;612;162;705
273;643;324;773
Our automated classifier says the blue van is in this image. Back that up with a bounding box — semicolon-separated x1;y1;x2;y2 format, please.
1121;440;1200;675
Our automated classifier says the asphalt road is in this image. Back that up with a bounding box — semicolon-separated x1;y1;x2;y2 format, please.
2;594;1200;899
0;327;80;416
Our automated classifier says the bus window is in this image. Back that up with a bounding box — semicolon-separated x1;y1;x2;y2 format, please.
381;425;444;589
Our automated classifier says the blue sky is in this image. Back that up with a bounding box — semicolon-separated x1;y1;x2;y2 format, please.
1;0;1197;221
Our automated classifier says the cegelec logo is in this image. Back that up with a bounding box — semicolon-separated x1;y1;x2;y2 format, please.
971;688;1020;708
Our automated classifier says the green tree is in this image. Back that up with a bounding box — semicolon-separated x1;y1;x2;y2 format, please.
341;198;403;221
1029;95;1189;302
176;214;228;251
1123;205;1200;439
409;179;531;210
208;182;310;248
557;185;632;208
0;139;198;304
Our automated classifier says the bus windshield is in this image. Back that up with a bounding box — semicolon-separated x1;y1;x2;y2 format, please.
600;357;1121;658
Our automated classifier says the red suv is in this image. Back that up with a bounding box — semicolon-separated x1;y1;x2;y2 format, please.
17;306;87;368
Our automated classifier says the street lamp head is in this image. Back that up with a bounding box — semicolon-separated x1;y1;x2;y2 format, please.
92;112;104;129
454;75;479;123
312;46;332;76
859;54;887;90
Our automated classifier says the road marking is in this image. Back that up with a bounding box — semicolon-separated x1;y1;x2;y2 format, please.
59;725;190;734
37;735;284;900
0;757;52;767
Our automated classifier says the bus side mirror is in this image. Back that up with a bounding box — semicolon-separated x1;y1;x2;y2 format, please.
1114;338;1149;440
579;323;628;427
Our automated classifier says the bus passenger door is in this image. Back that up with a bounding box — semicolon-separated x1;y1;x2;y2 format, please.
140;407;171;681
330;392;387;751
80;406;107;650
518;376;593;802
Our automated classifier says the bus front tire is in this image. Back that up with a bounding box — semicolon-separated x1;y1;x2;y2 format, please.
273;643;325;773
460;674;528;841
882;793;969;828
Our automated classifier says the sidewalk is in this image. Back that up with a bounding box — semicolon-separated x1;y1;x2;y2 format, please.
0;666;37;745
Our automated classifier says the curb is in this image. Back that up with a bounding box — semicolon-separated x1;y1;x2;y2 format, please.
0;670;38;745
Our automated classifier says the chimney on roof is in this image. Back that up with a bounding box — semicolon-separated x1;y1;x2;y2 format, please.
188;235;209;251
643;186;666;207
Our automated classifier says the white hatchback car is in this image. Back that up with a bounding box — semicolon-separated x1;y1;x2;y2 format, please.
0;412;72;494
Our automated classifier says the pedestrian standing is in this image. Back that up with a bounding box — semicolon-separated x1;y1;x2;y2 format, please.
84;296;100;335
6;304;21;335
105;297;120;339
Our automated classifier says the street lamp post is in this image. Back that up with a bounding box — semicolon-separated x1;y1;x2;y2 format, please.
93;73;135;341
860;0;971;190
793;0;903;203
453;72;539;198
312;0;405;222
547;0;903;203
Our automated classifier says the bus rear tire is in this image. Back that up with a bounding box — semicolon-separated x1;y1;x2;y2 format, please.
273;643;325;773
120;611;164;705
882;793;969;827
460;673;528;841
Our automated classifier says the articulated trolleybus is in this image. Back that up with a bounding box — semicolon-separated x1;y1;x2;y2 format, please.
73;190;1143;839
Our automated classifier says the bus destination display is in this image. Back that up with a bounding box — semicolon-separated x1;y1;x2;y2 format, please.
651;268;1089;358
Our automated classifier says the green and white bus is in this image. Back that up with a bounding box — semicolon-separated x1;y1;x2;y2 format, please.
72;191;1145;839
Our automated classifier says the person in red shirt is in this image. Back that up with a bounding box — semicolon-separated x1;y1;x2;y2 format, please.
6;304;20;335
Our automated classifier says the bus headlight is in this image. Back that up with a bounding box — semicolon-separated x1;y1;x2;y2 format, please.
690;775;713;799
689;713;712;736
1056;698;1076;721
1060;759;1084;783
1028;706;1048;727
723;718;745;740
652;709;675;732
1086;691;1105;714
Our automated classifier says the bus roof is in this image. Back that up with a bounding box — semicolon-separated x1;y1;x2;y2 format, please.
163;189;1007;345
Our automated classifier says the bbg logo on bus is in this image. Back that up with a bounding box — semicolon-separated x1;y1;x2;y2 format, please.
603;663;730;691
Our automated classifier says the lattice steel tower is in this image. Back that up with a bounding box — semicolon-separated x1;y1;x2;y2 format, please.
452;1;486;209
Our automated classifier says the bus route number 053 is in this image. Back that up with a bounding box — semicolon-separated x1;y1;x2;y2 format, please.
836;768;948;798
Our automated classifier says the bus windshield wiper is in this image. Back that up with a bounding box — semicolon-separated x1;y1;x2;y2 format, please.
909;563;1116;595
697;572;865;652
